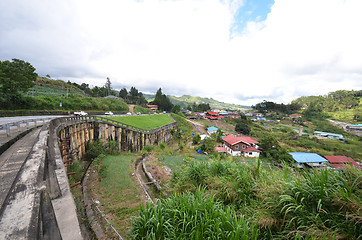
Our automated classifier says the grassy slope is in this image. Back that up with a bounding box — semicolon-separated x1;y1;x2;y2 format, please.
107;114;174;130
91;155;143;236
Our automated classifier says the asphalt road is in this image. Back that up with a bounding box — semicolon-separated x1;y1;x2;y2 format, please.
0;115;66;126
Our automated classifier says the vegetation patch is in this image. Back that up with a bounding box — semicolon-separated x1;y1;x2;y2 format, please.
108;114;174;130
89;154;144;237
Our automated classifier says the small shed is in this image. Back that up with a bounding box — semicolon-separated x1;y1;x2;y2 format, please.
324;156;360;169
207;126;218;135
289;152;328;168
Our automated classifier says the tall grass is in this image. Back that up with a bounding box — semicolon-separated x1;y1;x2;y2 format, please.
277;167;362;238
130;187;259;240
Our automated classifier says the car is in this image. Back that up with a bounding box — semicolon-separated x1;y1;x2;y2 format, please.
126;112;132;115
105;111;114;115
74;111;88;116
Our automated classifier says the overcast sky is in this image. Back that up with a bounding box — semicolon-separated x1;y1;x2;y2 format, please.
1;0;361;106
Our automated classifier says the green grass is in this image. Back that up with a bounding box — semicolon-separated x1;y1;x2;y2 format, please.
93;154;143;235
107;114;174;130
161;154;209;172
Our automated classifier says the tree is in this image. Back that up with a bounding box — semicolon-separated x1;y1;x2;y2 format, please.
105;77;111;96
119;88;128;100
235;122;250;135
152;88;173;112
192;133;201;145
200;137;216;153
0;59;37;108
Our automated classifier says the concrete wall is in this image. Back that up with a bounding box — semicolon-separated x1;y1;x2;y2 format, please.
58;116;177;163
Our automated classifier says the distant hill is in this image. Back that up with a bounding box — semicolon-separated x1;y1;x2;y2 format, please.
144;94;250;111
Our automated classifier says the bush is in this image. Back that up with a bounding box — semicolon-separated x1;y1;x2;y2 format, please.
235;122;251;135
84;140;106;161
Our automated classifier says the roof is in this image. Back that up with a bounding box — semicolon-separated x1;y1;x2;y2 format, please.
324;156;359;169
314;131;344;139
207;111;218;116
207;126;218;132
147;105;158;108
242;147;261;152
214;147;227;152
289;152;328;163
222;134;258;145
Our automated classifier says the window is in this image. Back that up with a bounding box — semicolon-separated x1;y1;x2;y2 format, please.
249;152;252;155
242;145;246;149
235;145;239;149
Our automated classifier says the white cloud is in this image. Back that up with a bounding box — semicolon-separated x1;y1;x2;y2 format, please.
1;0;361;105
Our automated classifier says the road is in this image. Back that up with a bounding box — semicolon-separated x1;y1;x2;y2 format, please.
0;115;65;126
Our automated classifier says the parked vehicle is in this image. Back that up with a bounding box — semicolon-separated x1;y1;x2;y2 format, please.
105;111;114;115
74;111;88;116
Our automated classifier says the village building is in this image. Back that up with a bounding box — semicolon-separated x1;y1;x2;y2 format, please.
146;105;158;112
289;113;302;119
289;152;328;168
314;131;345;141
222;135;261;157
205;111;224;120
207;126;218;135
324;156;360;169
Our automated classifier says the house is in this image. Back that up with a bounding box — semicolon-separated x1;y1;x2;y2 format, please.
207;126;218;135
288;152;328;168
347;124;362;131
290;113;302;119
324;156;360;169
146;105;158;112
222;134;260;157
205;111;224;120
314;131;345;141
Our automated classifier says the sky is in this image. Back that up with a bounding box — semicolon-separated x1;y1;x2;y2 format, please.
1;0;362;106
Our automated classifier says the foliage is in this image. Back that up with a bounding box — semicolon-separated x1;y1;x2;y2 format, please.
94;154;143;234
200;137;216;153
185;103;211;112
130;187;259;240
108;114;174;130
252;100;300;114
192;133;201;145
259;135;293;163
133;105;153;114
151;88;173;112
235;122;251;135
84;139;106;161
171;113;193;138
0;59;37;109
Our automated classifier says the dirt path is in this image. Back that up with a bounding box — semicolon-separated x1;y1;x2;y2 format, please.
129;104;135;114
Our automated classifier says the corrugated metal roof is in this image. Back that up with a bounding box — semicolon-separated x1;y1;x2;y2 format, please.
207;126;218;132
289;152;328;163
324;156;359;168
242;147;261;152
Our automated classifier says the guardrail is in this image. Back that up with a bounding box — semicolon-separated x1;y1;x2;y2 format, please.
0;117;55;136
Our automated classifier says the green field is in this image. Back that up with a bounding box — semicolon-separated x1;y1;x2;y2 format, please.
107;114;174;130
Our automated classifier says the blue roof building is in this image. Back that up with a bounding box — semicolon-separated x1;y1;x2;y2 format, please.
314;131;345;141
207;126;218;134
289;152;328;168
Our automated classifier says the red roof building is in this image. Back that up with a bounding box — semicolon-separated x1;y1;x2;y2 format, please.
205;111;224;120
222;135;260;157
324;156;360;169
214;147;227;153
